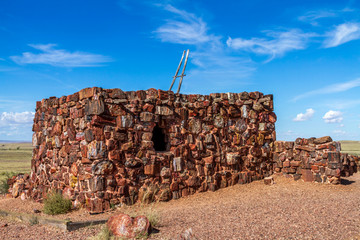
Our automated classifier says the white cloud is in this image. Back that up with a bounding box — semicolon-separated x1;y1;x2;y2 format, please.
339;124;344;127
226;29;314;62
11;44;113;67
323;23;360;48
293;78;360;101
0;111;35;127
293;108;315;122
323;110;343;123
0;112;34;140
298;10;338;26
154;5;220;46
333;129;346;136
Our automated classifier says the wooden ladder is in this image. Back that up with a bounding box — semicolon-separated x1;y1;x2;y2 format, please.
169;49;190;94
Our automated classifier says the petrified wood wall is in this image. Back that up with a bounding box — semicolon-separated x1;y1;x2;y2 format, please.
273;136;358;184
26;87;276;213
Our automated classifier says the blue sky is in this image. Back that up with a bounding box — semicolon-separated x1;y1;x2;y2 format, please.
0;0;360;141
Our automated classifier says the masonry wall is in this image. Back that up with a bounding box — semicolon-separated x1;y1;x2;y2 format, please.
13;87;276;213
273;137;358;184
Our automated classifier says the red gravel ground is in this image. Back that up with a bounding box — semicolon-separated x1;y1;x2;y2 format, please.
1;173;360;239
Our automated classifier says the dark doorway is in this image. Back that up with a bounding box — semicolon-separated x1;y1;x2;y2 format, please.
152;125;166;151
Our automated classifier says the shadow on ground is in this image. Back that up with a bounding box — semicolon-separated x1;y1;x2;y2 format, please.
341;179;355;185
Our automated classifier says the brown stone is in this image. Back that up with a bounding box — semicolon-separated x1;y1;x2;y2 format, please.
70;163;78;176
92;160;114;175
51;122;62;136
109;88;126;99
116;115;134;129
91;115;116;125
107;213;150;238
313;136;332;144
79;87;97;100
144;164;156;175
264;176;274;185
283;160;290;168
226;153;240;165
328;151;340;163
85;100;105;115
290;160;301;167
301;169;314;182
295;145;315;152
140;112;155;122
155;106;173;115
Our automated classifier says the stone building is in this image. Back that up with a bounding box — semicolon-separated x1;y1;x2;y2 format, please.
27;87;276;213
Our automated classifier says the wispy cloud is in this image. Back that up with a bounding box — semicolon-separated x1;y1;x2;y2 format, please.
227;29;314;62
293;108;315;122
325;99;360;110
323;110;343;123
293;78;360;101
0;98;34;112
323;22;360;48
11;44;113;67
186;51;255;91
154;4;221;46
154;5;254;91
298;10;338;26
333;129;346;136
276;130;301;141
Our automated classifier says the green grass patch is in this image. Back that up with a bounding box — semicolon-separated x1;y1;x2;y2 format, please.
340;141;360;156
43;191;72;215
0;142;32;174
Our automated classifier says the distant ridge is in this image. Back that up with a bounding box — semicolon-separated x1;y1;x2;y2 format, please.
0;140;31;143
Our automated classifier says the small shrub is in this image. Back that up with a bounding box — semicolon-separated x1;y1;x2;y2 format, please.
110;203;116;210
0;171;17;194
146;208;160;228
135;231;149;239
29;216;39;226
16;146;20;150
0;179;9;194
89;226;115;240
43;191;72;215
141;185;160;204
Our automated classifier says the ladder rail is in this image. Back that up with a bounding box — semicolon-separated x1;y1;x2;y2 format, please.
176;49;189;94
169;50;185;91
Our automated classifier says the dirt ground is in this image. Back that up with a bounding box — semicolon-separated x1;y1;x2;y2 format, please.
1;173;360;240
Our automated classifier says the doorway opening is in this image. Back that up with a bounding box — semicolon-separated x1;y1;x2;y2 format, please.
152;125;167;151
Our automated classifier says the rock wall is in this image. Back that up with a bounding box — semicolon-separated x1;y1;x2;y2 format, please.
13;87;277;213
273;137;358;184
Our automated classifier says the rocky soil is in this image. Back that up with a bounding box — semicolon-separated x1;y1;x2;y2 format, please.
1;173;360;239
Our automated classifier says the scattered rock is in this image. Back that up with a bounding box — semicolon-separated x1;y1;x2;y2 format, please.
33;209;41;214
180;228;196;240
107;213;150;238
264;176;274;185
313;136;332;144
